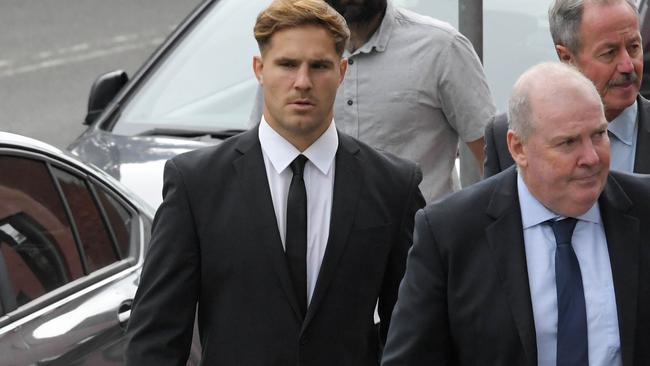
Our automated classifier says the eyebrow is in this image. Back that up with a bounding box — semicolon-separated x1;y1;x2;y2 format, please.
273;57;335;64
310;59;335;66
274;57;297;63
596;34;641;49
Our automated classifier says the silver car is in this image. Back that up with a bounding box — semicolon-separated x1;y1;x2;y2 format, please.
0;132;200;365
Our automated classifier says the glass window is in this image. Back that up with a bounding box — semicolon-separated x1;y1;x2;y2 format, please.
114;0;273;135
93;182;134;259
0;156;83;312
52;167;118;272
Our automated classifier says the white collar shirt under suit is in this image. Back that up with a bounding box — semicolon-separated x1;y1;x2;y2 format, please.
258;117;337;305
517;173;621;366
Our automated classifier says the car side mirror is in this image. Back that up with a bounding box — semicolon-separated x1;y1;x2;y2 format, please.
84;70;129;125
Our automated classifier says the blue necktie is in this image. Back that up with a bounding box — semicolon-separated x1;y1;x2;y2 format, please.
548;218;588;366
286;155;308;318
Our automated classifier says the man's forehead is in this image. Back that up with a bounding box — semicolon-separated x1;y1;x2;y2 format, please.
265;25;337;51
581;0;639;26
530;85;604;122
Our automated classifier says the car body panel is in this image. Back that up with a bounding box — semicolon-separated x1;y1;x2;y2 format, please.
69;130;212;207
0;132;199;365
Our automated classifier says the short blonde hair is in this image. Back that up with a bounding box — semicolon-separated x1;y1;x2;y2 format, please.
254;0;350;56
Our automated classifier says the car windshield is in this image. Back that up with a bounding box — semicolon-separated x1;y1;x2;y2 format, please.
112;0;556;136
113;0;273;135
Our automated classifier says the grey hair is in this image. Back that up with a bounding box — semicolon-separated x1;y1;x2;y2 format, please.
549;0;638;54
508;62;603;141
507;87;534;141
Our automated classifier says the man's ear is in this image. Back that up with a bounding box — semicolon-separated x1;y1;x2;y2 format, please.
507;130;528;169
338;58;348;84
555;45;575;64
253;55;264;85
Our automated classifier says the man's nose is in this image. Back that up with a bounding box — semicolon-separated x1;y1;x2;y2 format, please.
617;49;635;74
294;64;312;90
578;140;601;167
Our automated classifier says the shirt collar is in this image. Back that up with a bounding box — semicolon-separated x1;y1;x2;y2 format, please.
608;100;638;146
258;117;338;175
517;172;601;229
346;1;396;56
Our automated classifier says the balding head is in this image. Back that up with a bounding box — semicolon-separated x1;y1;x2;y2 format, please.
507;62;610;217
508;62;603;142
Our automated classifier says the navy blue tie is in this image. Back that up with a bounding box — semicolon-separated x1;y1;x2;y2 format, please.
548;218;588;366
286;155;308;318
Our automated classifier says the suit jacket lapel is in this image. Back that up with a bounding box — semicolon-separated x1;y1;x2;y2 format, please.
633;96;650;173
599;174;639;366
485;168;537;365
302;133;362;330
232;128;303;322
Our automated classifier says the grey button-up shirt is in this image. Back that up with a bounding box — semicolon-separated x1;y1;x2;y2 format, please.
334;3;495;201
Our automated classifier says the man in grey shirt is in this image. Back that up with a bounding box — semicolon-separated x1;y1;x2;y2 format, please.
252;0;495;202
325;0;495;201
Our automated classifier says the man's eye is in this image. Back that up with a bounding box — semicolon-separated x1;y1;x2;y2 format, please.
600;49;615;58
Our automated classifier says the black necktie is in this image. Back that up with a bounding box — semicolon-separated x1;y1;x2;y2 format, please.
548;218;588;366
286;155;308;318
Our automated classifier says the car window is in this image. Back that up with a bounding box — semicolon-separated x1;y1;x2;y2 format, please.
114;0;273;135
92;181;134;259
51;167;119;271
0;156;83;313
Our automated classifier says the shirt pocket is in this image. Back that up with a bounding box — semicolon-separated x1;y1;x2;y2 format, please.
361;90;423;147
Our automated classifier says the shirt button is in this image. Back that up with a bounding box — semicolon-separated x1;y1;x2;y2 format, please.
348;59;354;65
347;100;353;106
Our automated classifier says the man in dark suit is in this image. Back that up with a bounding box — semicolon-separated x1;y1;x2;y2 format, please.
484;0;650;178
382;62;650;365
125;0;424;365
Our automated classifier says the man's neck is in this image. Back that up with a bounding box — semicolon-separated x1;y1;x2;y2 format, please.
605;100;637;122
605;108;623;122
346;12;385;53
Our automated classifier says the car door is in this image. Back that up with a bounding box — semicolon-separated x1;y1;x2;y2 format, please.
0;149;146;366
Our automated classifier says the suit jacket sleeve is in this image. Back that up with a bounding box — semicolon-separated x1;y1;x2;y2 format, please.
378;165;426;344
125;159;201;365
483;115;501;179
381;209;453;365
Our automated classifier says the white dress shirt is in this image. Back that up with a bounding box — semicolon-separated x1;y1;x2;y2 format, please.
608;101;638;173
258;117;337;304
517;173;621;366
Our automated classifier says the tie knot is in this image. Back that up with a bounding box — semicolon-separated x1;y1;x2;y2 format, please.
290;155;308;177
547;217;578;247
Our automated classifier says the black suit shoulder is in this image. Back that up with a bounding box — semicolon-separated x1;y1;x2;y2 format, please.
170;129;423;188
607;170;650;210
169;129;250;176
419;168;515;251
484;113;513;178
343;132;423;190
426;167;508;216
634;95;650;173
